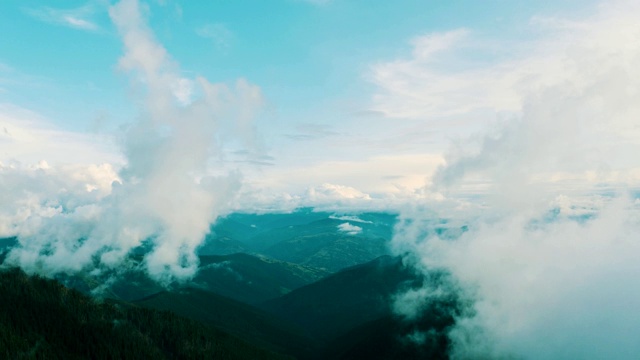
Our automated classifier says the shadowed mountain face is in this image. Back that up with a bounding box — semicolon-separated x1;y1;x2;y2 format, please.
134;288;318;359
260;256;422;342
133;255;458;360
322;313;452;360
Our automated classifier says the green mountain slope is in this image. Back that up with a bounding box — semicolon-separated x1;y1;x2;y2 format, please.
193;253;330;304
260;255;422;343
135;288;318;359
50;253;329;305
0;268;288;359
254;217;393;272
262;232;389;272
202;209;332;253
322;314;451;360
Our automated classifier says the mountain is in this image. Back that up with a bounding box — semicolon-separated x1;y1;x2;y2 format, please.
201;209;332;254
192;253;330;304
260;220;389;272
49;253;329;305
323;314;451;360
134;255;456;360
198;235;250;255
0;211;460;359
260;255;422;343
134;287;318;359
0;237;17;251
0;268;288;359
57;264;165;302
260;255;460;359
200;211;398;272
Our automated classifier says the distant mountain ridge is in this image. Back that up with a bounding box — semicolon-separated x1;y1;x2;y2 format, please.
200;211;398;272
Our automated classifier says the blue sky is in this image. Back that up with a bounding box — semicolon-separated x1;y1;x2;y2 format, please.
1;0;636;209
1;0;593;133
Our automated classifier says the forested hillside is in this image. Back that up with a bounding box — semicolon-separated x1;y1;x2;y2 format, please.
0;268;288;360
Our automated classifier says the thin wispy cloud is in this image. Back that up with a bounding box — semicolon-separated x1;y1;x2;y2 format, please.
24;3;101;32
285;123;339;141
369;28;522;120
0;62;13;73
196;23;234;50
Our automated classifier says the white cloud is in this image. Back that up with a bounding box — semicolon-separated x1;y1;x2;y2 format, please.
391;1;640;358
369;28;521;119
0;162;120;238
337;222;362;235
244;153;444;198
0;104;121;166
62;15;98;30
4;0;264;284
396;197;640;359
370;0;640;201
329;215;373;224
310;183;371;201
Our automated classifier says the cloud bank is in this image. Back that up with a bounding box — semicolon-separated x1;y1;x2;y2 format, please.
390;1;640;358
2;0;263;283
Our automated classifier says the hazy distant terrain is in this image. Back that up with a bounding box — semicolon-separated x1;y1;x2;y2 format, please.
200;211;396;272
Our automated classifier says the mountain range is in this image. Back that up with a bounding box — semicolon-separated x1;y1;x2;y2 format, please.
0;210;459;359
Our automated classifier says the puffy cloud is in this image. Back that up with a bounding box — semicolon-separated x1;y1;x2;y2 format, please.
390;1;640;358
0;162;119;238
337;222;362;235
3;0;263;284
429;2;640;208
395;198;640;359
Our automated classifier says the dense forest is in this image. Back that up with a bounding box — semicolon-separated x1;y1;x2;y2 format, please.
0;212;463;359
0;268;288;359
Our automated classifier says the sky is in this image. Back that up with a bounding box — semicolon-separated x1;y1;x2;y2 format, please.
3;1;640;358
3;0;623;209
